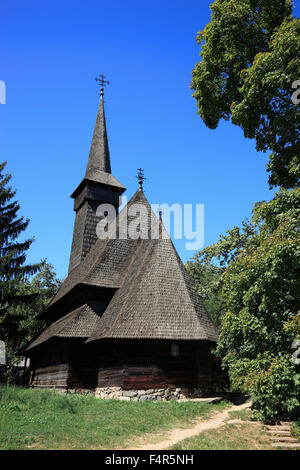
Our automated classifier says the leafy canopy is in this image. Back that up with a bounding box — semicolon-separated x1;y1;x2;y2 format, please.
186;260;225;328
192;188;300;420
191;0;299;188
5;262;61;352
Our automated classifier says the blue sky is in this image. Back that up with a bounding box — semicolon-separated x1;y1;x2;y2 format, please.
1;0;298;279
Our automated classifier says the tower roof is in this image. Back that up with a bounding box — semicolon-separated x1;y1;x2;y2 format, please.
87;93;111;176
71;94;125;199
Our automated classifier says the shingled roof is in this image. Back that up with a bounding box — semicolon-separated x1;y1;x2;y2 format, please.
71;95;125;198
27;189;218;351
86;92;111;175
25;302;104;351
86;237;218;342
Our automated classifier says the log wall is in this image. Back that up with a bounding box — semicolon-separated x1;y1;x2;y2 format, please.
29;339;71;387
69;342;98;389
97;339;214;392
29;338;216;393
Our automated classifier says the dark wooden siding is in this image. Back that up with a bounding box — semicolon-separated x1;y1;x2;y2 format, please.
29;339;71;387
97;339;214;390
69;341;98;389
196;341;214;390
29;338;215;391
30;339;99;389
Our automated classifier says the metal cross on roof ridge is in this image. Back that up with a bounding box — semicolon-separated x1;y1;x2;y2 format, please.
95;74;110;96
157;208;163;223
136;168;146;190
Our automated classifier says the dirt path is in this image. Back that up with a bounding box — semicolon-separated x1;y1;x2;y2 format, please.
124;402;252;450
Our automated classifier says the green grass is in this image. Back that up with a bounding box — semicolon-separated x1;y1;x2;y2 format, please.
227;408;252;421
291;420;300;443
169;421;272;450
0;386;230;450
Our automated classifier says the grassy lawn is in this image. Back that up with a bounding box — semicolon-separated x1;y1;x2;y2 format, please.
227;408;252;421
0;386;230;450
169;420;272;450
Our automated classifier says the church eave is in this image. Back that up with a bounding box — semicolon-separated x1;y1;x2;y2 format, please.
71;175;126;199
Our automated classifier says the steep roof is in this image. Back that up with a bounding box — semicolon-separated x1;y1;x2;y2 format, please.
30;189;218;349
87;94;111;176
71;95;125;198
25;302;104;351
88;189;217;341
87;237;218;342
47;189;158;308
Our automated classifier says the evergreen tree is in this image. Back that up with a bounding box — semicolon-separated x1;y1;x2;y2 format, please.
0;161;40;347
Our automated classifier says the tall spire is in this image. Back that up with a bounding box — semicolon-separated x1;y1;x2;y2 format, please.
85;92;111;178
68;79;126;274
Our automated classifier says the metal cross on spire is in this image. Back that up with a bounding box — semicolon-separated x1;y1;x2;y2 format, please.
136;168;146;190
95;74;110;96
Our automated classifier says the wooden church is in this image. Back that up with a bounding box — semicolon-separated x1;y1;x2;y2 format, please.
24;83;218;400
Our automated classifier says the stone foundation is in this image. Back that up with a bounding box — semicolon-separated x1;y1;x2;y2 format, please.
94;386;209;401
31;385;213;400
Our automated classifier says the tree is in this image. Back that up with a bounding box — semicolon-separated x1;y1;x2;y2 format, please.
191;0;299;188
186;260;225;328
1;263;61;384
8;262;61;352
0;162;40;346
196;188;300;421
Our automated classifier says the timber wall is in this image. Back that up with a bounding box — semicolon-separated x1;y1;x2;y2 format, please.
97;339;214;393
29;339;71;387
29;338;215;393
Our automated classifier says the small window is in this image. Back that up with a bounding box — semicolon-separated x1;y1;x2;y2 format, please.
171;343;180;358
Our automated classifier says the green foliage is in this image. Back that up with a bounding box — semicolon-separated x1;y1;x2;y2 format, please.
7;262;61;351
186;260;225;328
1;263;61;384
191;0;299;188
194;188;300;421
0;162;61;383
0;161;40;344
291;419;300;442
0;386;230;449
190;0;300;423
0;346;20;385
228;354;299;422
